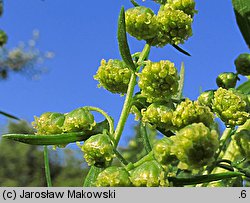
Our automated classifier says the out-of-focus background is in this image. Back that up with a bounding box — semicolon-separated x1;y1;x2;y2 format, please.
0;0;249;186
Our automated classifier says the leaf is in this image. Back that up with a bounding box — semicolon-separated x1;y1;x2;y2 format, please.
2;120;109;145
172;44;191;56
236;79;250;94
169;172;243;186
0;110;20;120
232;0;250;48
117;7;136;71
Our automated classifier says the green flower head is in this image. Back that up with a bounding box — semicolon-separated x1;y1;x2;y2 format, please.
95;166;132;187
33;112;65;135
81;133;114;167
125;6;158;41
130;160;169;187
171;123;219;169
63;107;96;132
234;53;250;76
138;60;179;103
165;0;197;17
212;88;250;127
153;137;175;165
94;59;131;94
152;8;193;47
142;102;174;131
197;90;214;109
172;98;214;129
216;72;238;89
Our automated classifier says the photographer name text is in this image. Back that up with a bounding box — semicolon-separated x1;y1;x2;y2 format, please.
2;189;116;200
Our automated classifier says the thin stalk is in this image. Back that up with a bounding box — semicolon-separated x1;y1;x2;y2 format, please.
140;122;152;153
125;151;154;171
114;43;151;147
85;106;114;134
43;146;52;187
113;148;129;165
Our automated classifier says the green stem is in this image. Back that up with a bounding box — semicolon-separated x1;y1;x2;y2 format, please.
114;43;151;147
43;146;52;187
83;166;103;187
140;122;152;153
125;151;154;171
216;127;235;161
113;148;129;165
85;106;114;134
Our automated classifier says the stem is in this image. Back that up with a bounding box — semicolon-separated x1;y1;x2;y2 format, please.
43;146;52;187
114;43;151;147
215;128;234;161
140;122;152;153
85;106;114;134
113;148;129;165
125;151;154;171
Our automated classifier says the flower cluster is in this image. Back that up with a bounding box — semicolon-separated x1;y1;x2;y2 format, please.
32;107;96;134
125;0;196;46
81;132;114;167
94;59;131;94
170;123;219;169
138;60;179;102
212;88;250;127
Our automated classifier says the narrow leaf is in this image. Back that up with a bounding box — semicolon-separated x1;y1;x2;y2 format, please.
0;110;20;120
117;7;136;71
172;44;191;56
237;79;250;94
169;172;243;186
2;120;108;145
232;0;250;48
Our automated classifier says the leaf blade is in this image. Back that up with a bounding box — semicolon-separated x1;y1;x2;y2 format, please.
117;7;136;71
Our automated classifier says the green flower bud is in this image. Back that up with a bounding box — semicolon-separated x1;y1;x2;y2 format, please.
153;137;175;165
130;160;169;187
197;90;214;109
216;72;238;89
94;59;131;94
125;6;158;41
63;107;96;132
81;133;114;167
212;88;250;127
172;99;214;129
153;8;193;47
171;123;219;169
138;60;179;103
235;130;250;159
95;166;132;187
33;112;65;135
166;0;197;17
0;30;8;47
142;102;174;131
234;53;250;76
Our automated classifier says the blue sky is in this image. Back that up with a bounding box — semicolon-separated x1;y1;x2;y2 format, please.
0;0;249;147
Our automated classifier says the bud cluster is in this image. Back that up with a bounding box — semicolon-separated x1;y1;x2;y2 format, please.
138;60;179;103
212;88;250;127
125;0;196;47
32;107;96;134
94;59;131;94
